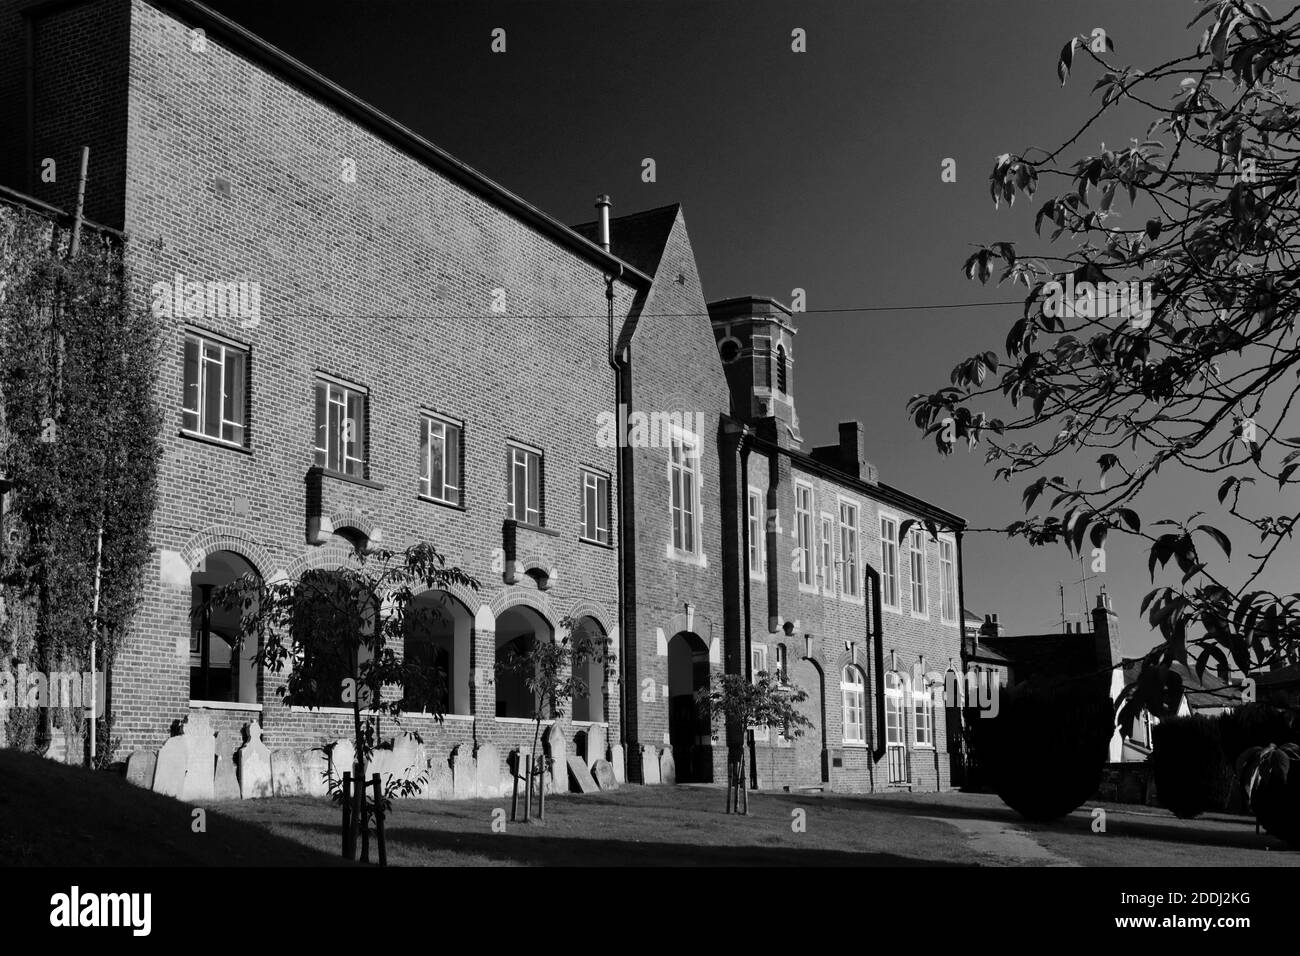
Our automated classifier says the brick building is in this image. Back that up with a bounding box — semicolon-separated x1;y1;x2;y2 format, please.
0;0;968;792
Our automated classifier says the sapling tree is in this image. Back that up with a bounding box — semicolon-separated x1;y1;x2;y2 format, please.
213;542;478;859
907;1;1300;726
697;669;812;814
493;614;614;819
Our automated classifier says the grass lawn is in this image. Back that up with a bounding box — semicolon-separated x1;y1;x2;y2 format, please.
4;747;1297;866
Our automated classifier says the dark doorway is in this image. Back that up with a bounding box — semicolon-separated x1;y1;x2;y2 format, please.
667;631;712;782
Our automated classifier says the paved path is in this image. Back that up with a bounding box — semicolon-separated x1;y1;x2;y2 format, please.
922;815;1078;866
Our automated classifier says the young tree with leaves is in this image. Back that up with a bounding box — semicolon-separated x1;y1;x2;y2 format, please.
493;615;614;819
697;669;812;814
908;1;1300;726
215;542;477;859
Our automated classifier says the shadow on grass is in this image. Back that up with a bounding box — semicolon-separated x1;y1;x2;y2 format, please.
0;749;348;867
290;820;971;867
758;790;1293;854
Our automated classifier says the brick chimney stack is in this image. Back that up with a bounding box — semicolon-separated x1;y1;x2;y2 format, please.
1091;588;1121;671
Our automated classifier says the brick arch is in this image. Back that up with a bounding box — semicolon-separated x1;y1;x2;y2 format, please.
284;544;362;579
180;525;274;578
565;600;614;635
800;635;830;672
409;580;484;617
327;508;382;545
489;587;557;630
834;646;869;680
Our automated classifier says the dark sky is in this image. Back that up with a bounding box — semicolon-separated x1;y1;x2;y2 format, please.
199;0;1300;658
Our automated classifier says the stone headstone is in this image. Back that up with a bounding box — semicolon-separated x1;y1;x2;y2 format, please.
423;756;454;799
583;725;606;770
328;738;355;789
641;746;661;785
567;755;598;793
476;743;502;798
451;746;477;799
660;747;677;786
301;748;330;797
152;734;189;799
179;712;216;802
213;753;241;801
271;749;307;796
544;723;567;795
125;750;157;790
592;759;618;791
236;720;273;799
609;743;626;784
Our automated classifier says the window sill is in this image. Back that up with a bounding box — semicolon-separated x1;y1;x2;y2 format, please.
910;612;931;623
495;715;546;725
505;519;560;537
842;741;869;749
913;744;935;751
309;466;384;490
289;705;365;715
417;494;466;512
189;699;262;712
665;544;708;569
882;603;903;614
797;583;819;595
579;536;615;550
179;429;252;455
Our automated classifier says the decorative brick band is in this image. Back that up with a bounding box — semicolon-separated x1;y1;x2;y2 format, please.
564;599;615;635
487;587;557;629
179;525;275;578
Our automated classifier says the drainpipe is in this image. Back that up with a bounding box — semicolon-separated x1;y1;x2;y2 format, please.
738;429;753;775
954;529;971;784
865;565;886;763
600;196;628;754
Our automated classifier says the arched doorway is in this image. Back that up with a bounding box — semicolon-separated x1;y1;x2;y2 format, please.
570;616;607;723
667;631;712;782
793;657;827;787
190;550;260;704
403;591;474;715
495;605;554;718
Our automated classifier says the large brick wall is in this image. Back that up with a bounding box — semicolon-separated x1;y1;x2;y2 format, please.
10;0;644;762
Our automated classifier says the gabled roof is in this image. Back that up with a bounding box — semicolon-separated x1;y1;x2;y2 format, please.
570;204;681;277
1121;660;1243;710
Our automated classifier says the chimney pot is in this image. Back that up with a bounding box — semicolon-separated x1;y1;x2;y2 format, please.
595;194;612;253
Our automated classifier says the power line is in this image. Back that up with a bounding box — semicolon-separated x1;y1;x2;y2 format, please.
170;300;1027;323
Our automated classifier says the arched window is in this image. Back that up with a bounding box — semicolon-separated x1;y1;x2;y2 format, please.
289;567;376;710
914;673;935;747
403;590;474;715
776;644;789;684
570;616;608;723
190;550;261;705
776;345;789;393
842;665;866;744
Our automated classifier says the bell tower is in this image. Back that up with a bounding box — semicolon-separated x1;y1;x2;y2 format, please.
708;296;801;448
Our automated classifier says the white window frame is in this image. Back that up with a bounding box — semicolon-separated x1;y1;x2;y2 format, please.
795;481;816;591
750;644;770;742
838;498;862;604
314;375;367;477
818;511;836;596
665;427;706;566
914;674;935;748
182;330;248;447
842;665;866;745
938;535;959;625
580;468;611;544
507;442;543;526
419;412;462;506
908;526;929;620
884;670;905;747
746;487;766;580
879;510;902;612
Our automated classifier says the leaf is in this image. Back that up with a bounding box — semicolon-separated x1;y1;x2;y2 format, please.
1058;37;1079;86
1145;218;1162;241
1116;508;1140;533
1196;524;1232;560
